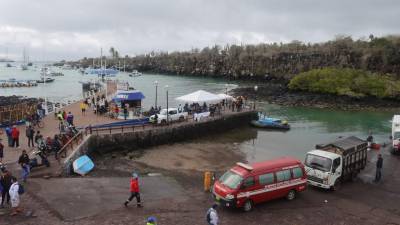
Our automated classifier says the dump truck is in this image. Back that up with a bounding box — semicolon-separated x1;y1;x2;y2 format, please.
304;136;367;191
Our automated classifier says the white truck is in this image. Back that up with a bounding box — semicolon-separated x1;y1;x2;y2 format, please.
149;108;188;124
391;115;400;154
304;136;367;191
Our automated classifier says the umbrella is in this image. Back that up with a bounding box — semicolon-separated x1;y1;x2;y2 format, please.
175;90;224;104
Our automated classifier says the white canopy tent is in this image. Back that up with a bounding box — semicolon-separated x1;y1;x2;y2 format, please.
175;90;224;104
217;93;234;100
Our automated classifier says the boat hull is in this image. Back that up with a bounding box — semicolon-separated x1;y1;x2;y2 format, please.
250;120;290;130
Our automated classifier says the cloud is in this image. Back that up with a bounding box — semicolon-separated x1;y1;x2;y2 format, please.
0;0;399;60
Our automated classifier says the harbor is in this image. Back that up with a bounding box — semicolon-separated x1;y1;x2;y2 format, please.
1;1;400;224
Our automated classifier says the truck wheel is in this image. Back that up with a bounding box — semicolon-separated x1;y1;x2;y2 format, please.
350;172;358;181
243;199;253;212
286;190;296;200
331;180;341;191
179;116;184;122
161;120;166;125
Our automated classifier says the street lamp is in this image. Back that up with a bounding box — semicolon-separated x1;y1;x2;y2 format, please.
254;85;258;110
165;85;169;124
154;80;158;109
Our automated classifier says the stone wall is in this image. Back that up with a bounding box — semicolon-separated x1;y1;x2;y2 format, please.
62;111;257;176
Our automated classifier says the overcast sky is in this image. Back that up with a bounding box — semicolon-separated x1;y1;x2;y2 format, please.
0;0;399;61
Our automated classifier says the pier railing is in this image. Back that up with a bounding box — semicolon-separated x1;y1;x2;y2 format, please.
57;126;91;161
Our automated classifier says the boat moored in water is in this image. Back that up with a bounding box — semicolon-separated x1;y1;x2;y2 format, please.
36;77;55;83
251;113;290;130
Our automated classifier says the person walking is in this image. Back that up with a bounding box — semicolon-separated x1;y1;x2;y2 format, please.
26;125;35;148
18;150;30;183
9;176;22;216
0;166;12;207
123;105;128;120
11;125;20;148
124;172;142;207
66;112;74;126
206;204;219;225
5;125;12;147
375;154;383;182
80;101;87;116
0;139;4;163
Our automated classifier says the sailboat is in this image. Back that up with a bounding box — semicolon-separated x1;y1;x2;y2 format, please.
20;48;28;70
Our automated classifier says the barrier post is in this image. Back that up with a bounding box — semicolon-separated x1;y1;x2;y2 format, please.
204;171;212;192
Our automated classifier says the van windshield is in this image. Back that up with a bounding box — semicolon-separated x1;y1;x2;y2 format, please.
305;154;332;172
219;170;243;189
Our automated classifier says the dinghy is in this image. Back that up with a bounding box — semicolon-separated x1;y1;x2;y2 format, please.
73;155;94;175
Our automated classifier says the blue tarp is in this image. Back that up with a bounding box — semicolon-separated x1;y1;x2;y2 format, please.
88;118;149;129
73;155;94;176
113;91;145;101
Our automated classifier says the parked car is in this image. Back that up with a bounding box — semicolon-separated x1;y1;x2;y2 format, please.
212;157;307;212
304;136;367;191
149;108;188;124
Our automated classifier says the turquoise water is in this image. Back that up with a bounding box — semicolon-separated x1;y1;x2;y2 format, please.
0;63;394;162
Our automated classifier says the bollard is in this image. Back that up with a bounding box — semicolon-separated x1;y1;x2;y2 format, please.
204;171;213;192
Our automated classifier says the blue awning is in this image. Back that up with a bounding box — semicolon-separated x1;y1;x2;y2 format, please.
113;91;145;101
85;68;118;76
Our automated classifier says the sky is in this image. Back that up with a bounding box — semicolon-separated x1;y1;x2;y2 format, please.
0;0;399;61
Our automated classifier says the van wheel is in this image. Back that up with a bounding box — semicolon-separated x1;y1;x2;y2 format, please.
286;190;296;201
243;200;253;212
331;180;341;191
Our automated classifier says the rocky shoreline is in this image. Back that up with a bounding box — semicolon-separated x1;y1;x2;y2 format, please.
231;82;400;111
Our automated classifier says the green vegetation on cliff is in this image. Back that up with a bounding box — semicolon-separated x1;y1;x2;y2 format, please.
288;68;400;99
76;35;400;79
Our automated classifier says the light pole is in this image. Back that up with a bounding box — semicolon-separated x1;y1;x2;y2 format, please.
165;85;169;124
154;80;158;109
254;85;258;110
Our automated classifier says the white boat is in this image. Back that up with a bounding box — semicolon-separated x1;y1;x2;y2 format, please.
37;77;55;83
129;70;142;77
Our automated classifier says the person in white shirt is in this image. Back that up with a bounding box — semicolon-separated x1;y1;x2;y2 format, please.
206;203;219;225
9;177;22;216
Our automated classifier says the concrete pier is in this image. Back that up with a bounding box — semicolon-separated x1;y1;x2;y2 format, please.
62;110;256;175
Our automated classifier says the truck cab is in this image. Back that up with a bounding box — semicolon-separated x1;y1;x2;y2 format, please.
305;150;342;190
304;136;367;190
392;115;400;154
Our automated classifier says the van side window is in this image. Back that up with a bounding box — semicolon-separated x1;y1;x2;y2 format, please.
276;170;291;182
259;173;274;185
292;167;303;179
243;177;255;188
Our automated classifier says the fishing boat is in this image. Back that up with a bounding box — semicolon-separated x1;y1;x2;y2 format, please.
36;77;55;83
128;70;142;77
73;155;94;176
251;114;290;130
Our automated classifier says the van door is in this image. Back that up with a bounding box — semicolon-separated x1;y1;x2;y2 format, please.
274;169;292;199
258;172;276;202
239;176;260;203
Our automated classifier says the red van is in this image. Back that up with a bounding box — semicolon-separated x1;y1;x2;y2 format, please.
212;157;307;211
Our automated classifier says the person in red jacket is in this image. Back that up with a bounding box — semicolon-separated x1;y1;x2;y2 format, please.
11;126;20;148
124;172;142;207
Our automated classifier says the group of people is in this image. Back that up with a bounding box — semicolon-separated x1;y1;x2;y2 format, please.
4;125;21;148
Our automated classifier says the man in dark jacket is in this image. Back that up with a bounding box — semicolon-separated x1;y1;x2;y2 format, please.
18;150;30;182
0;166;12;207
375;154;383;182
26;125;35;148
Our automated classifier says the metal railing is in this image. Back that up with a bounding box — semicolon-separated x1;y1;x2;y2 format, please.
57;126;91;161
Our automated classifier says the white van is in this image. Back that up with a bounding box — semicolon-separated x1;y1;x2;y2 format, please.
392;115;400;154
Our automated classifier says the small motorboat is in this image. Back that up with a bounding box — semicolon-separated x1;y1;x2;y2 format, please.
251;114;290;130
128;70;142;77
73;155;94;176
37;77;55;83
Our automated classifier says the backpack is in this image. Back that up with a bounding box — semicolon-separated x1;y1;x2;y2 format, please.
206;209;211;223
18;184;25;195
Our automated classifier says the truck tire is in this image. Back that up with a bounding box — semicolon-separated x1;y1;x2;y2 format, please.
331;179;341;191
243;199;253;212
179;116;184;122
286;190;296;200
161;120;167;125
